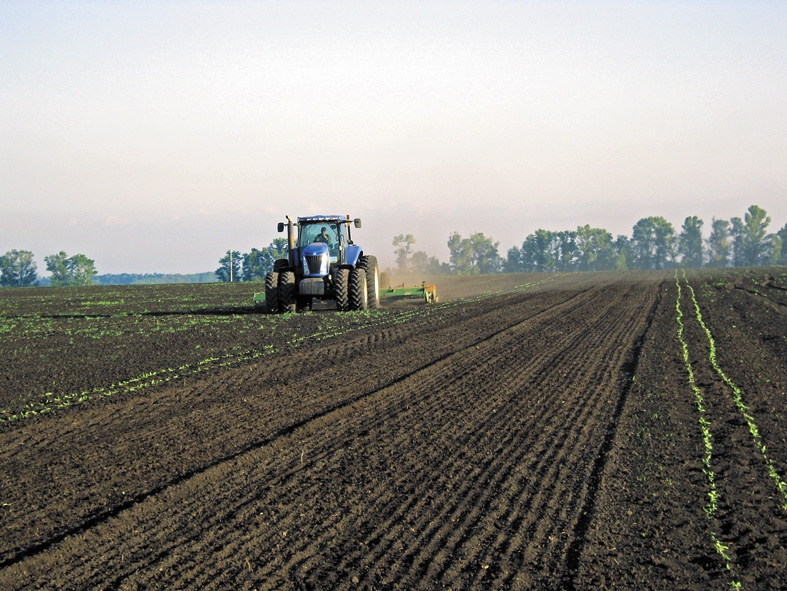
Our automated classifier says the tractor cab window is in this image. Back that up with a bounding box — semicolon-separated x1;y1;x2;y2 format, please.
300;223;344;261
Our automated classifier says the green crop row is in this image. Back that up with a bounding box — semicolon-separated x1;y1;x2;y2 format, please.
675;272;739;588
1;277;557;424
0;282;256;318
686;271;787;510
0;344;276;422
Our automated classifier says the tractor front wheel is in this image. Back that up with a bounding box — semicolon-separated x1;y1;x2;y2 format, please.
333;267;350;311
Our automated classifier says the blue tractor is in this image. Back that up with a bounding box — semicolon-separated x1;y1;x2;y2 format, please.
260;215;380;313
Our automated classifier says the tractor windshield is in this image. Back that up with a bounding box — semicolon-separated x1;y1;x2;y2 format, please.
299;222;347;261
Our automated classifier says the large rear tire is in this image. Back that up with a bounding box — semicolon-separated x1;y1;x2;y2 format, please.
278;271;297;313
349;267;368;310
359;255;380;309
333;267;350;311
264;271;279;314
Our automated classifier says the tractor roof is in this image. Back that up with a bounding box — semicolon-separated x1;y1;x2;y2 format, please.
298;215;349;224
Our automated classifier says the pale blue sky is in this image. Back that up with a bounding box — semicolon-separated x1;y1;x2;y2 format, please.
2;1;786;274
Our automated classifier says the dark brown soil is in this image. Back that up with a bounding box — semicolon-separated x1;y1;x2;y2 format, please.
1;269;785;590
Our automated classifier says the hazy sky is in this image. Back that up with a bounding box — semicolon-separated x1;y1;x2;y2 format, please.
2;1;786;274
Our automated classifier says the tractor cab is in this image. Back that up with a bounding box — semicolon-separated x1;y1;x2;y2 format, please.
291;216;361;274
298;220;347;264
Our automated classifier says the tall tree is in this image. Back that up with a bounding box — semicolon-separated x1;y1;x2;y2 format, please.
519;229;557;272
553;230;577;271
469;232;501;274
216;250;242;282
769;234;783;266
504;245;523;273
69;254;98;286
0;249;38;287
268;238;289;263
242;248;273;281
45;251;70;286
447;232;473;274
778;223;787;265
575;226;614;271
653;216;677;269
630;217;675;270
706;218;731;268
730;217;746;267
44;251;97;286
630;218;656;270
741;205;771;266
392;234;416;272
678;216;704;268
613;235;630;270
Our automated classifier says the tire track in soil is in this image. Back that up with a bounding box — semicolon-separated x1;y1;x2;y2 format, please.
260;284;650;589
561;278;663;590
0;276;603;576
192;279;657;591
0;275;661;590
391;284;656;590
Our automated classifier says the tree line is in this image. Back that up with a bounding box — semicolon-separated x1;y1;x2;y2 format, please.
4;204;783;287
0;250;97;287
394;205;786;275
214;238;289;282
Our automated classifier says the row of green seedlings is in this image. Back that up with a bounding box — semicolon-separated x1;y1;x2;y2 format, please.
0;276;558;423
684;270;787;509
0;345;268;423
15;281;247;305
2;312;268;353
5;273;560;344
0;308;400;422
674;271;738;586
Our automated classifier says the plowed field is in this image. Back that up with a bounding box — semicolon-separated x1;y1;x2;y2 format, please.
1;269;786;590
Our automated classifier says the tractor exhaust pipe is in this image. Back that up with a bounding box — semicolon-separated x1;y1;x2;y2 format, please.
286;215;296;267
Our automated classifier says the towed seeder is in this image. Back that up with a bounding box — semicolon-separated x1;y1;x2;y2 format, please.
380;282;438;304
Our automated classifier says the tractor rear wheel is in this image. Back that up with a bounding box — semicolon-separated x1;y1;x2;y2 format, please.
278;271;297;313
359;255;380;309
333;267;350;311
349;267;368;310
264;271;280;313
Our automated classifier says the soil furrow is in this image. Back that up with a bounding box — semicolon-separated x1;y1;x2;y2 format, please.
5;270;784;589
560;279;663;589
0;279;600;580
107;284;620;588
1;286;582;564
112;282;652;588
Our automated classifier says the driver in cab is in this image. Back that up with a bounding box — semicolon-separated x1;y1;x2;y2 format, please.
313;227;332;247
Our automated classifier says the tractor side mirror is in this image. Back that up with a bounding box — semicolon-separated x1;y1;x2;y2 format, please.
354;218;362;228
277;222;285;233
